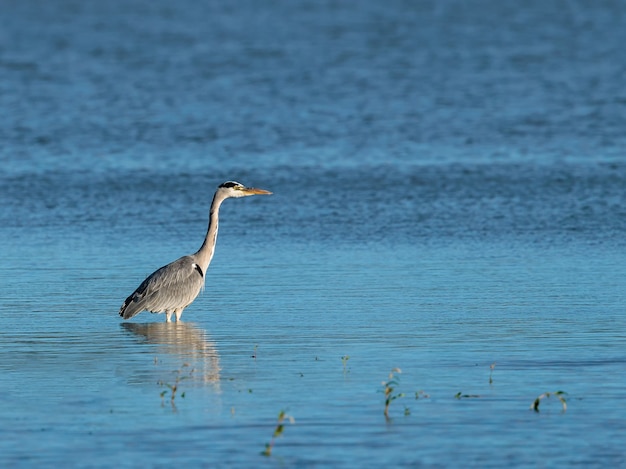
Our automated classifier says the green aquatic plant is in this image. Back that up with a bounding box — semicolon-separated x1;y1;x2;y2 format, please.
158;363;194;406
262;410;295;457
415;390;430;399
489;362;496;384
382;368;405;419
341;355;350;374
531;391;567;412
454;391;481;399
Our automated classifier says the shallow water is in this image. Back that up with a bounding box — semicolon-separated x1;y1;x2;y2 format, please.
2;0;626;467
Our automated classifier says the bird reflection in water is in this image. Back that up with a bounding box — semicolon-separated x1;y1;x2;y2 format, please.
121;322;221;387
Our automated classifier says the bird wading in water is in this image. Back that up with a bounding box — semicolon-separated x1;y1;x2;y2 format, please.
119;181;272;322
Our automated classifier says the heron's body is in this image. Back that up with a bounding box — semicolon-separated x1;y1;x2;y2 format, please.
119;181;271;322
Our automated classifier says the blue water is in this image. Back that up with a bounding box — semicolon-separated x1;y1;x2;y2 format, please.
1;0;626;467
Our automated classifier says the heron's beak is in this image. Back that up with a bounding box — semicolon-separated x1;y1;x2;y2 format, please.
244;187;272;195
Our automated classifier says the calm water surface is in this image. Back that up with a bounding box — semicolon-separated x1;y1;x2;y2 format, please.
1;0;626;467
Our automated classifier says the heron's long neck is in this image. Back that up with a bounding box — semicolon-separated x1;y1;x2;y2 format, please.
195;193;225;272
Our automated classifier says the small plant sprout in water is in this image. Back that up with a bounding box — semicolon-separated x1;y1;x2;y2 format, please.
415;390;430;400
251;344;258;359
158;363;194;407
262;410;295;457
382;368;405;419
341;355;350;374
531;391;568;413
489;362;496;384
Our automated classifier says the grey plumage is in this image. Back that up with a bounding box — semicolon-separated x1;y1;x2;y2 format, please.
119;181;271;322
119;256;204;320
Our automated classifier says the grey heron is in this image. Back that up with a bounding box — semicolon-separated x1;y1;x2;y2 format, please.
119;181;272;322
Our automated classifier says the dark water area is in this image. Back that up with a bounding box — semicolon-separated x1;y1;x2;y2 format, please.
3;161;626;248
1;0;626;467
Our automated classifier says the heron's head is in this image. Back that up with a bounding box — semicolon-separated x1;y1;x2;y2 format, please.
218;181;272;198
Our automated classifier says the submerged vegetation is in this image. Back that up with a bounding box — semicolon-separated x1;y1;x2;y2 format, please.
262;410;295;457
382;368;405;419
455;391;481;399
157;362;194;407
148;355;569;462
531;391;568;413
341;355;350;374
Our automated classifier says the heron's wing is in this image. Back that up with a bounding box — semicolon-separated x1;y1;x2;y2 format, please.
119;256;205;319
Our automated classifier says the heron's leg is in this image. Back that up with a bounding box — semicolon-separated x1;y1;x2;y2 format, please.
165;311;172;323
174;308;184;322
